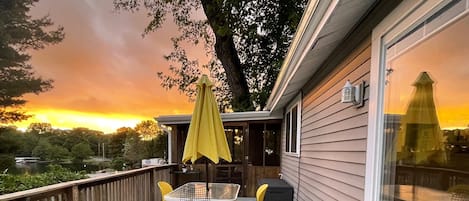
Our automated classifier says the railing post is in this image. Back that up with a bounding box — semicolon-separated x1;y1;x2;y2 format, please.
150;168;156;201
72;185;79;201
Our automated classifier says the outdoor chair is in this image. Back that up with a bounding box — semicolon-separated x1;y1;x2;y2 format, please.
237;184;269;201
157;181;173;201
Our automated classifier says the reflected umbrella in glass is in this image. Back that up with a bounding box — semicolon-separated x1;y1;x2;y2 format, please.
396;71;446;165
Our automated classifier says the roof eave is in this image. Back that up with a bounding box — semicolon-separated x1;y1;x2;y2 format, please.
156;111;282;125
264;0;339;112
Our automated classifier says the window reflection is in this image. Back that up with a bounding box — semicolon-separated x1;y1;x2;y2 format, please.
382;5;469;201
225;127;243;164
248;123;280;166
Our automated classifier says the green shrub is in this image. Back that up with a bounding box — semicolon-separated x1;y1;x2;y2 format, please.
0;164;88;195
0;154;14;171
111;157;125;171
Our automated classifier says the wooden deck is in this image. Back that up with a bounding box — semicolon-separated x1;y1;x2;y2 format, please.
0;164;176;201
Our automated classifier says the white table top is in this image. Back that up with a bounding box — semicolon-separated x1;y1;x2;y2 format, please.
164;182;241;201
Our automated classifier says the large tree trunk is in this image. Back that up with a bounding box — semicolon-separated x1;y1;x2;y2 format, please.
213;35;253;111
201;0;254;111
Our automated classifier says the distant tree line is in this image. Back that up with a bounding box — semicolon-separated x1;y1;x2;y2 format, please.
0;120;168;171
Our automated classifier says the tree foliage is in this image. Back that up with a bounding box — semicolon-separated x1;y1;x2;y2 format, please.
0;127;20;154
71;143;94;163
108;127;134;158
134;120;160;140
0;0;64;123
123;132;144;166
114;0;306;111
0;127;21;170
27;122;53;134
32;139;70;162
65;128;103;154
144;132;167;159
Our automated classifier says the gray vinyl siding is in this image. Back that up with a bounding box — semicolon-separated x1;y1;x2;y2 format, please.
281;118;300;201
295;39;371;201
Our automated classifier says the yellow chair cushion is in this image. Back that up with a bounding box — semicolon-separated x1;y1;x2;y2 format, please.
157;181;173;201
256;184;269;201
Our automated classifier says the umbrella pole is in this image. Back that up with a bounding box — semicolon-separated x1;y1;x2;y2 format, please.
206;158;209;193
412;154;416;201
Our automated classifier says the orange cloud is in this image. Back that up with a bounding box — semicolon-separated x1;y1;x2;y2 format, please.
11;0;201;132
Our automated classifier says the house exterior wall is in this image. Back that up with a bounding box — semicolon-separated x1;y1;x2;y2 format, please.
281;39;371;201
280;113;300;199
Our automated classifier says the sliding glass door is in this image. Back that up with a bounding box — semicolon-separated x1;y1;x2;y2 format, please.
379;1;469;200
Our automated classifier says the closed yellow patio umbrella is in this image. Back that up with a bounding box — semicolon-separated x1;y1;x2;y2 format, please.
182;74;232;164
182;75;232;192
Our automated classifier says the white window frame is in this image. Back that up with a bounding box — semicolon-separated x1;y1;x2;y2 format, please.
364;0;468;200
284;94;301;156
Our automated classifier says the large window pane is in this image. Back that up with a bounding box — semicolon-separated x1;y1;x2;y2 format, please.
225;127;243;164
381;5;469;200
249;123;280;166
265;123;281;165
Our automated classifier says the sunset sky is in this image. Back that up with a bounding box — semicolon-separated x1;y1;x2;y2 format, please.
10;1;468;133
13;0;202;133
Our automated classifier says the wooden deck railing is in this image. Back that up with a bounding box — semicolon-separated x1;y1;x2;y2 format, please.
396;165;469;190
0;164;177;201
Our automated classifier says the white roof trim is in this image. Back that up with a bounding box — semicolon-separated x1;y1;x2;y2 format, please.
156;111;282;125
264;0;338;111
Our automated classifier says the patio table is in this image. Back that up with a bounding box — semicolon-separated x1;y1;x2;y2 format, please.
164;182;240;201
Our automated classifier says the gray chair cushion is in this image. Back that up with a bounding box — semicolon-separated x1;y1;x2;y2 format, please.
236;197;256;201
